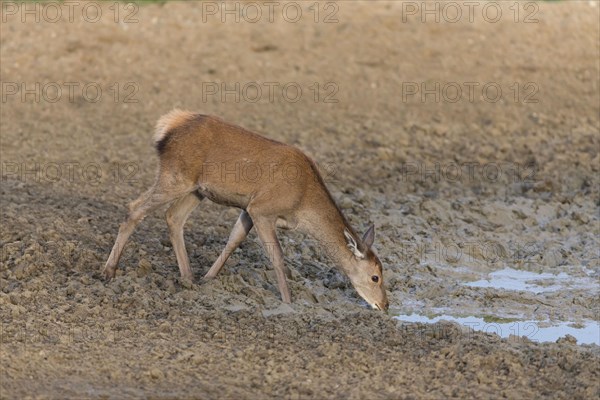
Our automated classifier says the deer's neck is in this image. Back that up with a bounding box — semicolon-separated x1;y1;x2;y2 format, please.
298;188;357;272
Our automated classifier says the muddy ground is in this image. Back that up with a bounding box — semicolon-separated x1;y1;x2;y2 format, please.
1;1;599;399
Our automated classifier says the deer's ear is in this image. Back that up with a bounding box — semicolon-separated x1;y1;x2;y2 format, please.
362;224;375;249
344;228;365;259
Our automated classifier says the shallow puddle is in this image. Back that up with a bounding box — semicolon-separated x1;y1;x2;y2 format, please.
393;313;599;345
463;267;597;294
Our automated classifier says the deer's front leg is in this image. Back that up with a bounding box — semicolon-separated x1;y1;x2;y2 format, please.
204;210;253;279
252;217;291;303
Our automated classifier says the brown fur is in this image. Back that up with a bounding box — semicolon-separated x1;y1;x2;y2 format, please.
103;111;388;310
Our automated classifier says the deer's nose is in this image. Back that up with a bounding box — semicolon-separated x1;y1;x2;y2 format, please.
372;300;389;312
383;300;389;311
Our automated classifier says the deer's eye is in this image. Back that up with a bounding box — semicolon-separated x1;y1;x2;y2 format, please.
371;275;379;283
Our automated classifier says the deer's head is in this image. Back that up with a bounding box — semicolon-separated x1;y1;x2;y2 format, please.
343;225;389;311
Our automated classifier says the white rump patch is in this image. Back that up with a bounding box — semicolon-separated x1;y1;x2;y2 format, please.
154;109;196;143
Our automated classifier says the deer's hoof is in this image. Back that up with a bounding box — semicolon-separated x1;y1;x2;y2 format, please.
180;276;194;289
103;266;116;281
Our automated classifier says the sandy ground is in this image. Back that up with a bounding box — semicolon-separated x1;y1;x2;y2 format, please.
1;1;599;399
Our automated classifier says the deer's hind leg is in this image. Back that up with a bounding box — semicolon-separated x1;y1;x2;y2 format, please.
165;191;203;281
103;175;196;280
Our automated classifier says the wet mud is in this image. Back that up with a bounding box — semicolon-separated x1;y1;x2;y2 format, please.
1;1;599;399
